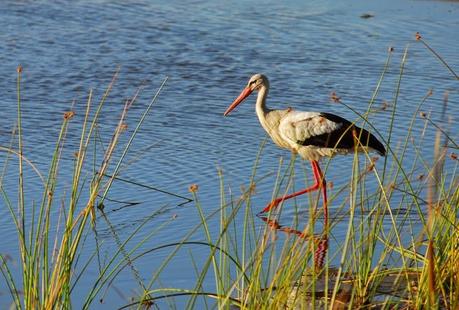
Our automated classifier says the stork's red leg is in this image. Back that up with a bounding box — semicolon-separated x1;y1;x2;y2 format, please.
313;161;328;227
259;160;323;215
258;160;329;270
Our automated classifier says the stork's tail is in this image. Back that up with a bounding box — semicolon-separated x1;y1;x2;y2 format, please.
359;128;386;156
368;132;386;156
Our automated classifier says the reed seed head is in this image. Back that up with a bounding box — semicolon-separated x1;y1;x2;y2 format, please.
330;91;341;103
366;163;375;172
64;111;75;120
189;184;199;193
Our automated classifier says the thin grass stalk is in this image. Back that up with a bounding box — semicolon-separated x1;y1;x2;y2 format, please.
0;253;21;309
219;145;267;306
68;70;118;226
70;243;100;294
339;49;427;226
113;241;248;284
260;164;316;303
187;184;259;308
100;238;250;307
416;33;459;80
140;207;225;304
98;77;168;206
43;94;91;307
45;72;125;307
118;289;242;310
0;125;18;186
0;129;26;253
33;113;72;305
0;133;20;308
381;46;407;182
186;192;223;309
424;114;445;307
60;106;128;286
16;65;32;308
264;156;286;291
218;168;229;309
244;157;290;307
330;146;359;308
89;77;169;306
82;205;173;308
207;179;272;307
0;148;46;186
42;126;64;304
359;139;420;302
188;250;210;309
367;46;393;111
355;48;424;298
46;88;96;307
309;48;395;304
242;138;267;268
423;117;459;150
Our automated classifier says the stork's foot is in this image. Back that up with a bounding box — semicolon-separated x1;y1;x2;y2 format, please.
257;215;311;239
257;199;282;216
257;215;329;268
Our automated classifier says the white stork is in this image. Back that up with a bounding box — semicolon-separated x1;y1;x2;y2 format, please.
223;73;386;228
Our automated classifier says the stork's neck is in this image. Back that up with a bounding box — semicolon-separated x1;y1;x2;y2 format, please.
255;85;270;122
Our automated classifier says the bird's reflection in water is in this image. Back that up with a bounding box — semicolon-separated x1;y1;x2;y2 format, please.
257;214;329;270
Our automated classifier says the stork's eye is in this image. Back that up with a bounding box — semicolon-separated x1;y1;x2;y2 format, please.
249;80;257;85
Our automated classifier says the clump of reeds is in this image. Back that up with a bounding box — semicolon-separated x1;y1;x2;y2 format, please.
0;67;168;309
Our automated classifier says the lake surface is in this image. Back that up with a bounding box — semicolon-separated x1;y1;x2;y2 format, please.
1;0;458;308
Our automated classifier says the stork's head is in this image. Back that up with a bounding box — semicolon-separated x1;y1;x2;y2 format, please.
223;73;269;116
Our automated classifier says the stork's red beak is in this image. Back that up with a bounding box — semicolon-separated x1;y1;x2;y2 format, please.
223;87;253;116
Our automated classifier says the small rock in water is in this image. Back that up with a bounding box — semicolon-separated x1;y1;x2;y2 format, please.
360;13;374;19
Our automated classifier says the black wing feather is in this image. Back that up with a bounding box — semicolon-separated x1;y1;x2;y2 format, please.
298;113;386;156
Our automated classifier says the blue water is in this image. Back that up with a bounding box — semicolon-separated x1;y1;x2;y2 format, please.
1;0;458;308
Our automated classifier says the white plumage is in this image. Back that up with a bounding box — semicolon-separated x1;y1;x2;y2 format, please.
278;111;345;160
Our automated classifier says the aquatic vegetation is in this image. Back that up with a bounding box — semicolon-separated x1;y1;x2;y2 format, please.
1;34;458;309
0;68;168;309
